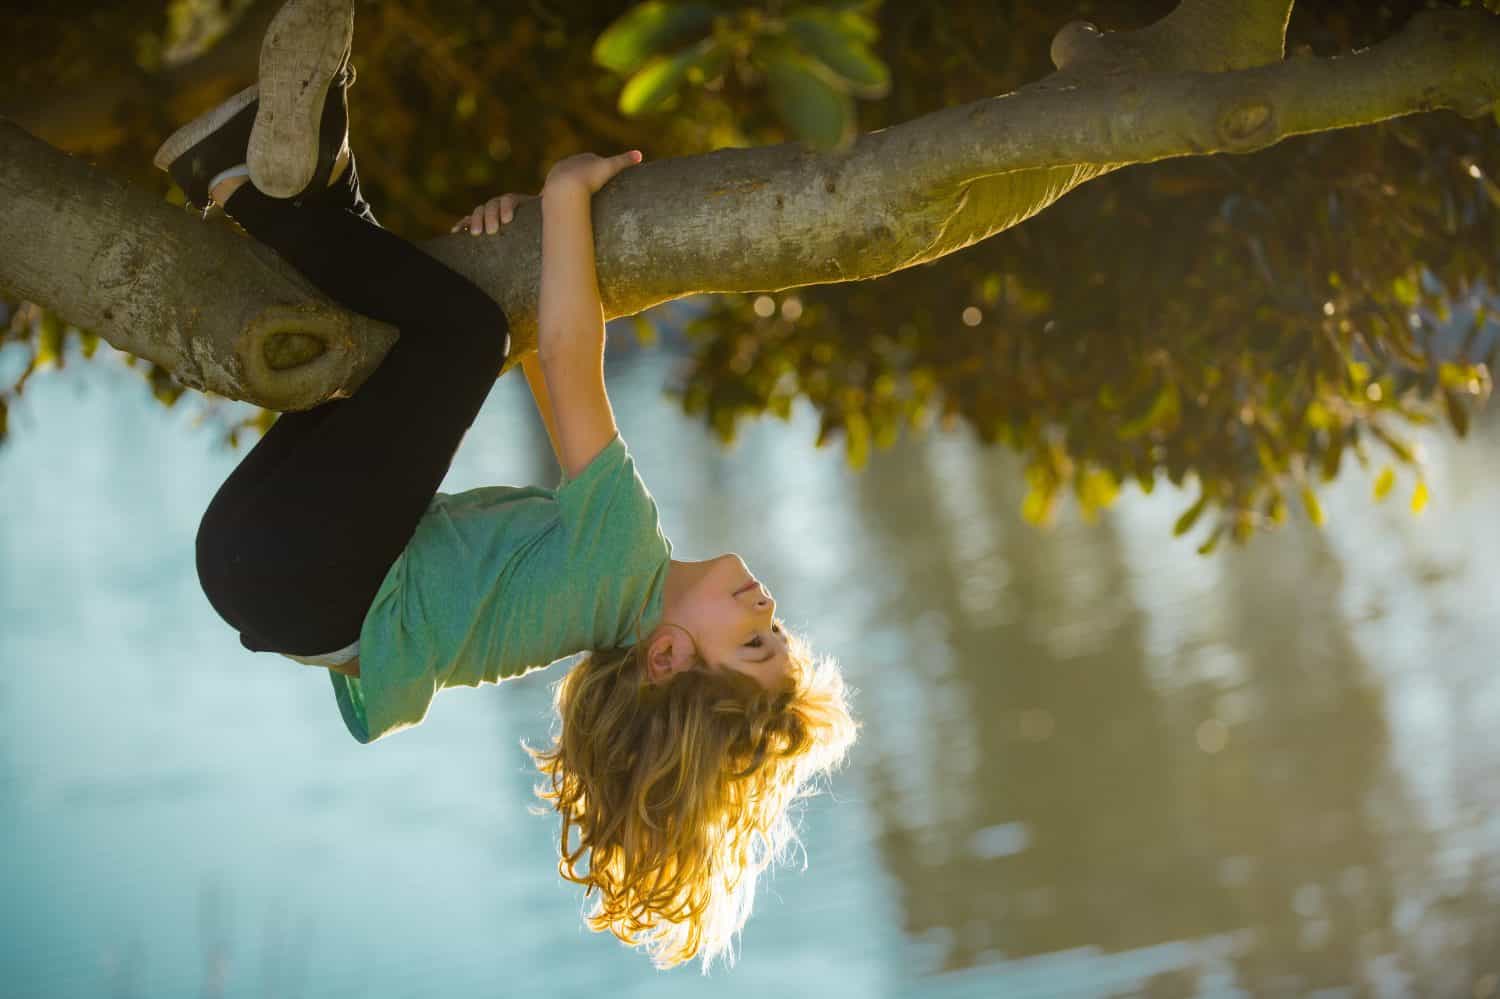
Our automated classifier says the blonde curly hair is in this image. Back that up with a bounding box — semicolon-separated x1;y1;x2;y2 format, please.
526;622;856;971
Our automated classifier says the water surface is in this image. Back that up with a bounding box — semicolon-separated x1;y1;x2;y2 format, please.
3;307;1499;997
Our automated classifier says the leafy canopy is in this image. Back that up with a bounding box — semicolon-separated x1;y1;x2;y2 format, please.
2;0;1497;549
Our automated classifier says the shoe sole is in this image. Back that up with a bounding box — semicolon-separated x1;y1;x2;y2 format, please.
152;84;259;172
247;0;353;198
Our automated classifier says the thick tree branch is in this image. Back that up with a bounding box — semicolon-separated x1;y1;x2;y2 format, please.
1;3;1495;412
904;7;1498;260
441;6;1498;341
0;122;396;410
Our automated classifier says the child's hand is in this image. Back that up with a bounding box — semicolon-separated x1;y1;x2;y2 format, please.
543;150;643;198
452;192;538;236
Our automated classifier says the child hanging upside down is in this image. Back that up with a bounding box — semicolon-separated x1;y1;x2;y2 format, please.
161;0;856;971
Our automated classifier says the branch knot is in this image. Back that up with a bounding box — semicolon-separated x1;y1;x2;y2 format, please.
1218;99;1275;150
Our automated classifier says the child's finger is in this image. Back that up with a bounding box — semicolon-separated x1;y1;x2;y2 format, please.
469;205;484;236
610;152;643;183
484;198;501;234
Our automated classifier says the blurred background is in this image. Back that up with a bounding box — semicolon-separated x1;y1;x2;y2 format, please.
3;1;1500;996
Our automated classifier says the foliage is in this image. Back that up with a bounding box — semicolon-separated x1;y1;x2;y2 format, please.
593;0;886;148
1;0;1497;550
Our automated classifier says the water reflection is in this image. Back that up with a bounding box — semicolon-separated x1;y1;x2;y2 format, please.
857;429;1203;975
853;399;1500;994
2;310;1500;996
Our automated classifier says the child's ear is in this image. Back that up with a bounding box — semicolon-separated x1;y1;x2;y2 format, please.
645;629;695;685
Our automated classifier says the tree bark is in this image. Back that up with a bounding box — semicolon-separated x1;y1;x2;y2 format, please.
0;123;397;411
1;1;1496;412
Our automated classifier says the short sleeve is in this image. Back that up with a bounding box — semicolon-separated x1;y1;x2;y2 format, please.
555;432;625;491
554;432;669;572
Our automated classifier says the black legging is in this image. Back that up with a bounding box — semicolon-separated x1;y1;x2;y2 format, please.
195;157;510;658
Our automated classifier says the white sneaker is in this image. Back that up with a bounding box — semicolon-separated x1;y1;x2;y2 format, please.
247;0;356;199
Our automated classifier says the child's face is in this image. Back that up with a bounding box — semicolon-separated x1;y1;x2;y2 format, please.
661;553;790;691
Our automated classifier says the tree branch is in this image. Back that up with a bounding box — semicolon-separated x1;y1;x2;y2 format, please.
0;122;396;411
2;3;1495;412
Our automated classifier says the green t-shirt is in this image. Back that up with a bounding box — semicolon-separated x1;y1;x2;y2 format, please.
329;432;672;743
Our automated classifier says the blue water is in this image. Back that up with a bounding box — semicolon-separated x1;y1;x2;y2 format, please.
4;305;1500;997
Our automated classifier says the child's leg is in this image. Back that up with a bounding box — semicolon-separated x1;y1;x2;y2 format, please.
195;165;510;657
304;145;379;226
184;156;368;529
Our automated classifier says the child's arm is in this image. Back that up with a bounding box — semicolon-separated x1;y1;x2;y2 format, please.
449;193;567;470
535;151;642;479
536;184;617;480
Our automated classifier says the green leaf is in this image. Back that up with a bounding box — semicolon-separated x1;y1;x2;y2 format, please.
1320;426;1345;482
1173;491;1208;536
685;41;730;87
1444;389;1470;437
711;404;737;444
1021;483;1056;526
814;0;882;44
36;312;63;369
1438;361;1472;391
1373;465;1395;502
594;1;718;76
1304;399;1332;430
762;46;855;150
1300;484;1326;527
833;9;880;46
1119;381;1181;439
1265;492;1288;525
619;38;726;115
844;410;870;469
814;411;840;449
1254;435;1282;476
1369;423;1415;464
1196;526;1224;556
785;9;890;97
1391;273;1419;307
1075;467;1120;523
148;364;185;407
1232;511;1255;544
